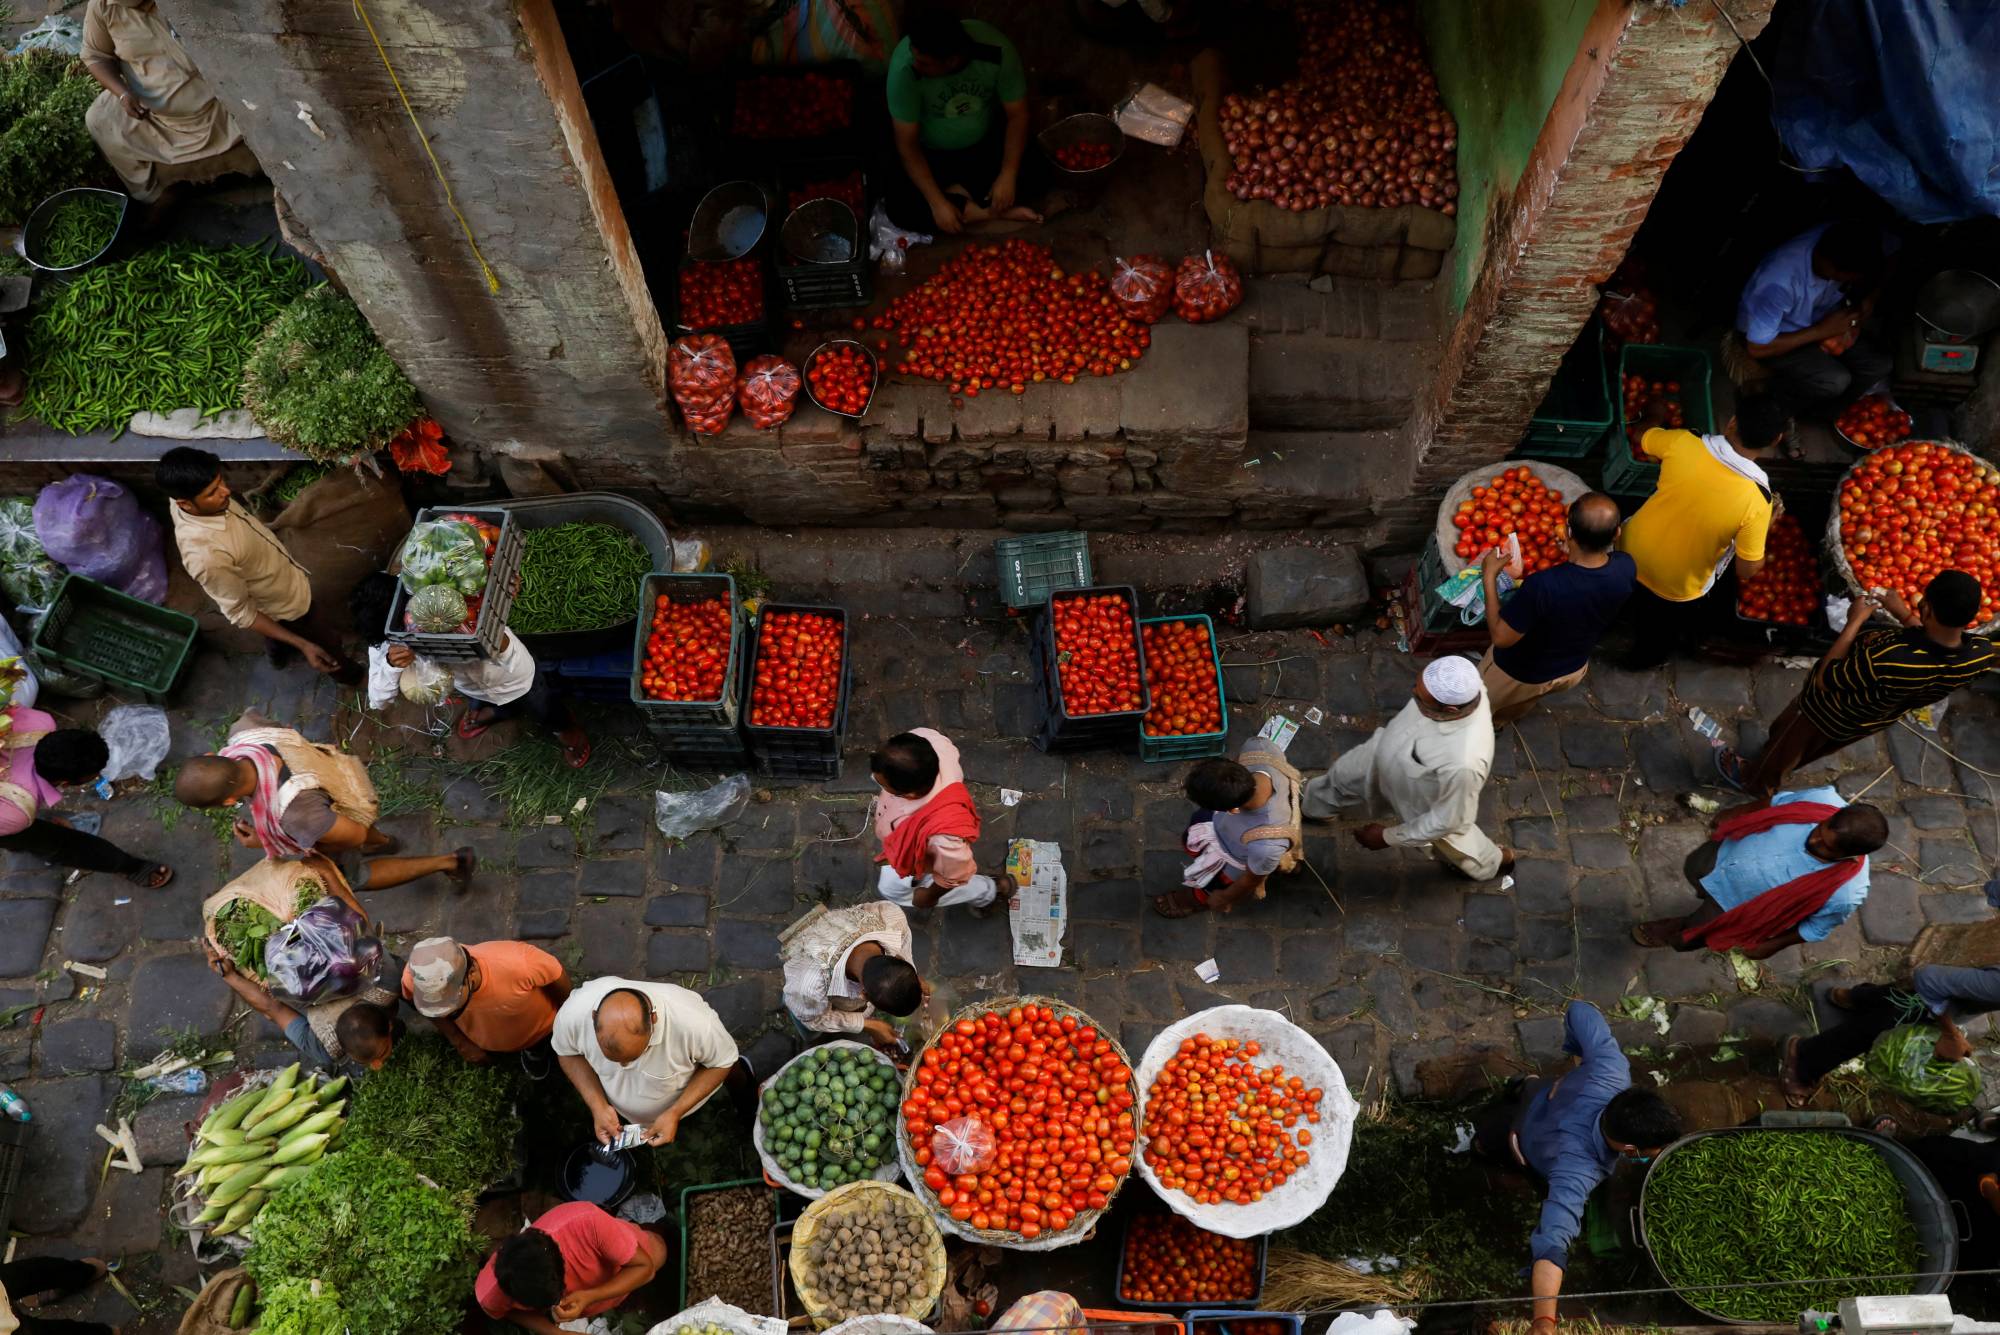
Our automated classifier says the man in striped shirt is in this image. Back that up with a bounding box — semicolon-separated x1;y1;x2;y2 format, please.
1718;569;1995;793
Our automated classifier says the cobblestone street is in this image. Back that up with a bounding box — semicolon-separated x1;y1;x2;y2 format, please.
7;608;2000;1328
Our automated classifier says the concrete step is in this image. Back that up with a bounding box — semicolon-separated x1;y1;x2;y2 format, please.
1235;276;1441;343
1249;332;1428;431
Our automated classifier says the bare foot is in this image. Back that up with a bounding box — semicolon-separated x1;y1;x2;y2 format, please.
997;205;1043;223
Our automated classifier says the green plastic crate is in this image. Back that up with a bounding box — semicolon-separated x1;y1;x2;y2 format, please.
677;1177;778;1310
1519;318;1612;459
995;531;1092;609
1603;343;1716;497
1137;614;1229;762
31;574;197;702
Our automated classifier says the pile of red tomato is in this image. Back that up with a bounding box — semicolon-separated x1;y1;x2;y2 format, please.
1049;591;1145;717
1836;393;1914;450
679;257;762;329
904;1003;1137;1241
1142;1033;1322;1207
749;610;843;729
1839;441;2000;626
1140;619;1223;739
638;593;732;703
806;343;874;416
1449;466;1570;574
1173;251;1245;323
732;72;850;138
873;240;1150;395
787;172;866;217
1052;140;1115;172
1622;374;1685;457
1737;513;1819;627
1119;1215;1258;1305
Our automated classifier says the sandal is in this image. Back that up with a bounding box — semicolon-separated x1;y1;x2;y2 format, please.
1827;986;1856;1010
456;707;496;741
1631;920;1681;947
1713;747;1749;793
1780;1035;1816;1109
1870;1114;1900;1136
1152;887;1207;919
125;863;174;890
448;846;477;891
558;730;592;769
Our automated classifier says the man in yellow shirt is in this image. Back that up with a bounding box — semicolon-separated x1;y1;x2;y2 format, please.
1617;395;1786;668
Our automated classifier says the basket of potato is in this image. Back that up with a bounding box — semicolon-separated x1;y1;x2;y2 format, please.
789;1181;947;1329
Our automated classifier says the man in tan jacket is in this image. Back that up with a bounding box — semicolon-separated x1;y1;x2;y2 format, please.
157;447;358;681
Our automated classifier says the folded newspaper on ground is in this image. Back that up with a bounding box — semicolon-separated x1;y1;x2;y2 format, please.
1005;839;1067;968
1258;713;1299;751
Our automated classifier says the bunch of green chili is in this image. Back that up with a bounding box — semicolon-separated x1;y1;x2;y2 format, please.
508;523;651;635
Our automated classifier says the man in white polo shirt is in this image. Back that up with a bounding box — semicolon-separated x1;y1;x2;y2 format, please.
551;976;748;1148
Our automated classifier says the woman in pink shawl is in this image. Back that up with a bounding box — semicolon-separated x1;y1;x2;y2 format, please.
0;704;172;888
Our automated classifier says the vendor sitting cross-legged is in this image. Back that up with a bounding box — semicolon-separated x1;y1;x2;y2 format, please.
882;7;1043;234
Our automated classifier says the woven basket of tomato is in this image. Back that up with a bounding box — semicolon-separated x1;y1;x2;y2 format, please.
1134;1005;1357;1239
1432;461;1589;577
898;997;1138;1251
1734;512;1824;635
1829;439;2000;635
1115;1212;1266;1311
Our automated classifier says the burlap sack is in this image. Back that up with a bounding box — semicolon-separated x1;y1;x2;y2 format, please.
269;464;412;610
176;1267;253;1335
200;854;357;957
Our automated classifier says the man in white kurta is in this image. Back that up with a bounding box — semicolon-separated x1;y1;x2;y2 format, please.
778;901;925;1046
1303;656;1511;881
552;976;741;1148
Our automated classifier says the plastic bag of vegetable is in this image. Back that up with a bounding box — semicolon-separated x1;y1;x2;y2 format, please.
394;519;487;597
32;474;166;604
398;656;454;706
265;898;381;1004
0;498;64;614
931;1116;996;1174
1865;1023;1984;1113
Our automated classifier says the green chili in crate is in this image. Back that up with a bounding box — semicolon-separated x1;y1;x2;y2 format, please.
1643;1132;1919;1321
30;194;120;268
509;523;651;635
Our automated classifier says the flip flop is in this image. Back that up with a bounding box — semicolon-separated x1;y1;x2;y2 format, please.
559;733;592;769
456;709;494;741
1780;1035;1816;1109
125;863;174;890
1152;888;1206;919
1713;747;1749;793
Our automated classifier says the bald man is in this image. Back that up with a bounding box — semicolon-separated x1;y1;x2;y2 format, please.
1477;491;1636;727
550;977;749;1147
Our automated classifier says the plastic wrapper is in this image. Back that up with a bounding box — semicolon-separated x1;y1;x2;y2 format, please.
394;519;487;596
32;474;166;604
737;355;801;431
1113;81;1194;147
654;773;750;840
670;335;738;436
868;202;931;270
1172;250;1244;324
1864;1023;1984;1113
405;583;470;633
264;898;381;1005
365;644;398;710
0;498;64;614
99;704;169;782
1110;255;1173;324
930;1117;996;1175
398;656;454;706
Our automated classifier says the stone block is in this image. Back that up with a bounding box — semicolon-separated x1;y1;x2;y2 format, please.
39;1018;115;1075
1644;948;1730;999
1922;892;1991;924
1246;547;1369;629
1570;832;1634;870
1511;859;1572;914
59;884;134;965
126;953;232;1059
1464;893;1516;939
133;1095;204;1167
1903;795;1967;830
1860;873;1923;945
13;1074;114;1232
1560;722;1629;769
644;894;708;928
646;932;709;976
1120;322;1249;445
1517;1016;1567;1064
1509;817;1559;852
0;899;57;978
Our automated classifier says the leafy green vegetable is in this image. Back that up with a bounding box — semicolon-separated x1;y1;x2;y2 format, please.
0;51;104;227
1866;1023;1984;1113
342;1032;522;1198
246;1150;482;1335
242;285;422;464
255;1278;349;1335
213;899;281;978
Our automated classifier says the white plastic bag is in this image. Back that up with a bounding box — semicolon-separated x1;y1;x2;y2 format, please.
399;657;454;707
1114;81;1194;147
868;202;931;270
1324;1312;1414;1335
645;1298;785;1335
99;704;170;782
616;1191;666;1224
670;535;711;573
365;644;400;710
654;774;751;841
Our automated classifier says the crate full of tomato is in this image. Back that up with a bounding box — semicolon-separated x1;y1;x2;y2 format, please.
1116;1213;1267;1311
1031;586;1150;751
1139;615;1228;762
1735;512;1824;635
744;603;849;779
630;572;743;735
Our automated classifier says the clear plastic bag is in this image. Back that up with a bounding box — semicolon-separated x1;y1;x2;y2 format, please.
98;704;170;782
654;774;751;841
32;474;166;604
1172;250;1244;324
868;202;930;270
265;899;381;1004
398;657;454;706
394;519;487;596
931;1116;996;1175
1864;1023;1984;1113
738;355;801;431
0;619;36;711
669;335;738;435
0;498;64;615
1110;255;1173;324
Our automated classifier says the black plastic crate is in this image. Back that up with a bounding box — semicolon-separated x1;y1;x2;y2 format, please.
1113;1212;1268;1312
1031;586;1150;749
631;573;742;728
742;603;850;771
647;718;752;769
0;1116;29;1233
724;63;866;164
385;507;523;663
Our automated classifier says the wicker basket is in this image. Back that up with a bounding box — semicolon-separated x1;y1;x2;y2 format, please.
893;996;1137;1251
789;1181;947;1329
1822;438;2000;636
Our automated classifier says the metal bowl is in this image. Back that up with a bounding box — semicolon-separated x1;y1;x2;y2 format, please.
688;180;770;263
1915;268;2000;344
23;187;128;274
1037;112;1126;180
1833;393;1913;454
804;338;878;419
781;198;860;266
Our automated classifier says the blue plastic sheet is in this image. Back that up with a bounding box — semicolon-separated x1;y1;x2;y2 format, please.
1771;0;2000;224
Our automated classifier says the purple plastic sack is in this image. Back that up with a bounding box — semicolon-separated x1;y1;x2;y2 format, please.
32;475;166;605
264;898;382;1004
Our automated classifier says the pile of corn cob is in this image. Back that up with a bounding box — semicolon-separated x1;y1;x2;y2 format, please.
175;1064;347;1238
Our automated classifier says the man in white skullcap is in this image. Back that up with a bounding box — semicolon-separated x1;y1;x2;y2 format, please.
1303;655;1512;881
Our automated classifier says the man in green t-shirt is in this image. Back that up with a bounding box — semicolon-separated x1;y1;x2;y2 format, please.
883;10;1041;234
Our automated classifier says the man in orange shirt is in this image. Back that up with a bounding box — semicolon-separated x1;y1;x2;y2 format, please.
402;936;572;1075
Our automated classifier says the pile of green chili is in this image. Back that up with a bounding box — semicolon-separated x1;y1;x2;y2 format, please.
17;241;310;434
29;194;120;269
1643;1132;1921;1320
509;522;651;635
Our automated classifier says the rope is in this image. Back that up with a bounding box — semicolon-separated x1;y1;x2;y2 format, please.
351;0;502;294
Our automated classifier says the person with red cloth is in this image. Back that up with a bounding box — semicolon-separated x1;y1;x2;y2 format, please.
1632;785;1884;958
871;729;1014;914
476;1200;664;1333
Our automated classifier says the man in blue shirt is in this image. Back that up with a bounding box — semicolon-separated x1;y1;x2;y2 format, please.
1473;1002;1681;1326
1737;222;1891;418
1478;491;1635;727
1633;786;1883;958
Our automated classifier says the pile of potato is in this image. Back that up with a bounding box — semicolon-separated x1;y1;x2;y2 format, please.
800;1198;933;1319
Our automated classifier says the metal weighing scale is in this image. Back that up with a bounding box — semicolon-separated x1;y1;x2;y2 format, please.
1892;268;2000;404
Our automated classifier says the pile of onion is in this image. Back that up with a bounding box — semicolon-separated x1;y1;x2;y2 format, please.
1217;0;1457;214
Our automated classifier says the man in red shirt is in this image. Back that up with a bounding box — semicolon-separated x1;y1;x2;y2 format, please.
476;1201;665;1333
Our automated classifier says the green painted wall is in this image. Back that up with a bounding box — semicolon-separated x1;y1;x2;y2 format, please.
1416;0;1599;314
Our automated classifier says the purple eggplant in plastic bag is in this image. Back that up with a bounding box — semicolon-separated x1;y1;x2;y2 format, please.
264;897;382;1004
